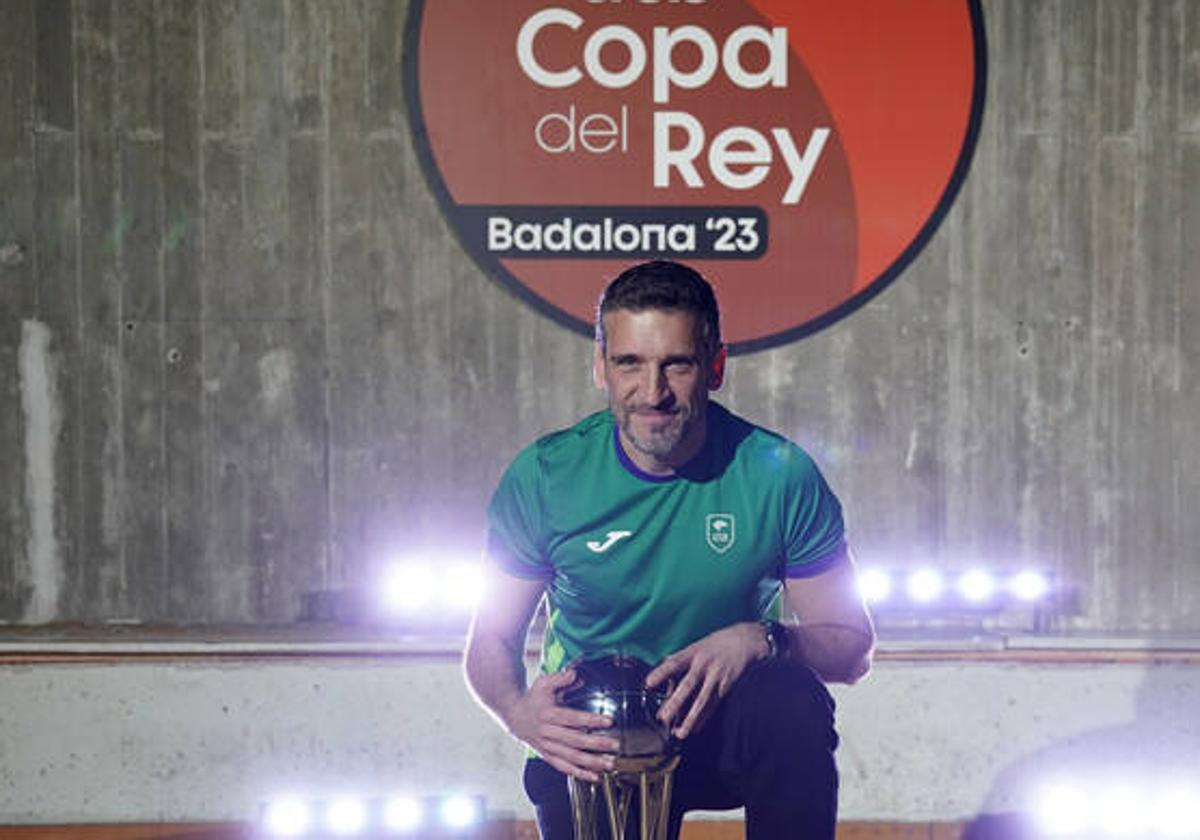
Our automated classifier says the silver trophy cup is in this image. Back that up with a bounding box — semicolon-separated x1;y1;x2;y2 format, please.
559;654;681;840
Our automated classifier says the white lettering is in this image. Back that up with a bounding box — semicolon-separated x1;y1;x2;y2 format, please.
641;223;666;252
536;105;629;154
668;223;696;251
575;223;598;250
774;126;829;205
485;216;698;254
653;114;831;205
535;108;575;154
584;25;647;88
654;111;705;189
708;126;771;190
613;223;640;250
517;8;583;88
579;109;623;153
722;27;787;91
653;25;719;104
514;222;542;251
488;217;513;250
517;9;785;102
544;219;570;250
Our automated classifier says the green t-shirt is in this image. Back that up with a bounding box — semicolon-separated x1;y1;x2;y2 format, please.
486;402;846;673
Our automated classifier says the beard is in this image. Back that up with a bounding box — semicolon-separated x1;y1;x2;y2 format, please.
616;405;693;461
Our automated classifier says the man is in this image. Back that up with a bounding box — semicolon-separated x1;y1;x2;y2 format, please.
465;260;874;839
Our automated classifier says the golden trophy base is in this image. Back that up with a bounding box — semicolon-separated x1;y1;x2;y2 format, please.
568;753;682;840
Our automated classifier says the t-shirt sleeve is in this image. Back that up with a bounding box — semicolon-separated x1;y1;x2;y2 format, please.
781;446;847;579
485;444;554;581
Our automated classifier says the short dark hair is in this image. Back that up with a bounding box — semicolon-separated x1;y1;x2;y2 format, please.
595;260;723;360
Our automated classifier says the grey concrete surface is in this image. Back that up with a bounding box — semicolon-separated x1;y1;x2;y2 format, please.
0;2;1198;634
0;652;1196;825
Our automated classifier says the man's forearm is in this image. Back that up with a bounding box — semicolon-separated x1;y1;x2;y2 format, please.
786;621;875;684
463;631;529;733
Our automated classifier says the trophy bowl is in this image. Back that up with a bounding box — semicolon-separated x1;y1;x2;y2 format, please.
559;653;678;760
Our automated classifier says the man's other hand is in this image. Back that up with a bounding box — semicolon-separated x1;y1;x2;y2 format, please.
507;669;622;782
644;622;769;740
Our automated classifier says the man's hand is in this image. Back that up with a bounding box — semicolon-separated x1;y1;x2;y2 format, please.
644;622;769;740
464;571;621;782
505;669;622;782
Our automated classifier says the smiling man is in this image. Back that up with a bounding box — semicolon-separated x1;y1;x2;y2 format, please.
464;260;875;839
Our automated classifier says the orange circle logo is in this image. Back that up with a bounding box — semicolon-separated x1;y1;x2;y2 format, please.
406;1;986;353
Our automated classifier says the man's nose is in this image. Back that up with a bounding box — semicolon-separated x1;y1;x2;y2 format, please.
642;365;670;402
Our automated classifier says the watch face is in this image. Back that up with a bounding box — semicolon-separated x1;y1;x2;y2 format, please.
764;621;787;658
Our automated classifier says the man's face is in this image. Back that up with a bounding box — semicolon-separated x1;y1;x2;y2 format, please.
594;308;725;472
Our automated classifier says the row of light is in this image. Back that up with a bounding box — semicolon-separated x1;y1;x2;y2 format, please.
261;794;484;837
1034;779;1200;837
856;566;1052;608
381;563;485;614
376;561;1054;615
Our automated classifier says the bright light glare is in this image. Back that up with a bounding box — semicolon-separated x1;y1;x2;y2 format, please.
441;563;485;611
906;568;944;603
957;569;996;602
1154;786;1200;837
384;563;437;611
857;568;892;603
1095;785;1149;837
326;796;368;836
439;795;481;829
1010;570;1049;602
264;797;311;837
383;796;424;832
1034;783;1090;836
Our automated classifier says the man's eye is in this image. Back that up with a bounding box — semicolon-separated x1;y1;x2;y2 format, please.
667;361;695;374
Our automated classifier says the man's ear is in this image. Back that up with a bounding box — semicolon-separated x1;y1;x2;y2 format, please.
708;346;727;390
593;342;606;389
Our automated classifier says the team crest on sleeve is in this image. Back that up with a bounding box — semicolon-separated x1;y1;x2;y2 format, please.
705;514;736;554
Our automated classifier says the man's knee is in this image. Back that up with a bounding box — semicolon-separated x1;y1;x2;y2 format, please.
725;658;838;751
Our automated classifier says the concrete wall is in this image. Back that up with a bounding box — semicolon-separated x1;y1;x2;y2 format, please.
3;3;1198;827
1;1;1199;632
1;649;1197;825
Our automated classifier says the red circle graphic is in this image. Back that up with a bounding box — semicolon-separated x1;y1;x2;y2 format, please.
406;0;985;353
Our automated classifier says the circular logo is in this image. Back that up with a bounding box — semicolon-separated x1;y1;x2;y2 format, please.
405;1;986;353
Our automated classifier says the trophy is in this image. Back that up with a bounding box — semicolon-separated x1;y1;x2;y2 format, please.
559;654;681;840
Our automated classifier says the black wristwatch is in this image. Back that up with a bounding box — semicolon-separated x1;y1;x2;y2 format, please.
759;619;790;660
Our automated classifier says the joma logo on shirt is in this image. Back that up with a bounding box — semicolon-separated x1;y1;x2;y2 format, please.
706;514;736;554
586;530;633;553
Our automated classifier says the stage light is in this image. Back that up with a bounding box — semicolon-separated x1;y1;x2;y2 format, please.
1033;782;1090;836
259;792;488;838
324;796;368;836
439;794;482;830
857;567;892;603
382;796;425;833
383;559;485;616
906;568;944;603
263;797;311;837
1155;785;1200;837
1095;784;1150;837
855;562;1061;629
1010;569;1049;602
1032;779;1200;838
384;563;437;612
957;569;996;603
441;562;485;611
